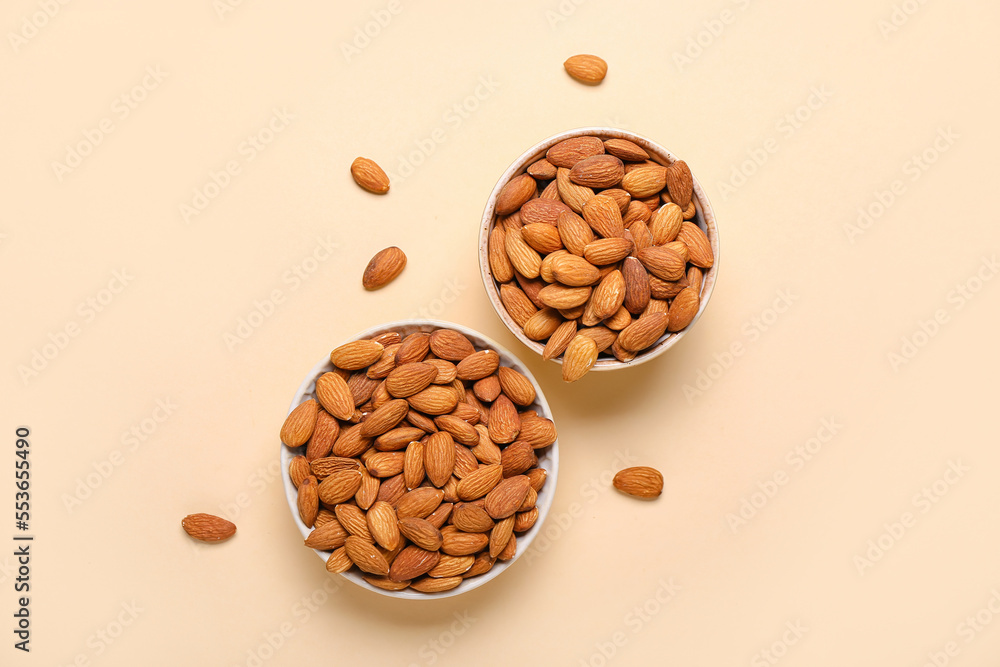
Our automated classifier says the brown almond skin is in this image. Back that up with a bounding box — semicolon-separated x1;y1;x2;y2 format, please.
351;157;390;194
181;513;236;542
563;55;608;85
613;466;664;498
363;247;407;290
495;174;537;216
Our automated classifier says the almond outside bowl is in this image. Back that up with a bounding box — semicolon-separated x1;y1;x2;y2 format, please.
478;127;720;371
280;319;559;599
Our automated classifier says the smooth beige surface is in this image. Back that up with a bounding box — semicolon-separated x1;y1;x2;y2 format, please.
3;1;999;665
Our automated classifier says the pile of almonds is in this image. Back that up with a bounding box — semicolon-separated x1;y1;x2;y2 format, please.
281;327;556;594
487;134;714;381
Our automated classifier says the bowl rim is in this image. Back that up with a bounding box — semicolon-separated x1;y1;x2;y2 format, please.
478;126;720;371
280;318;560;600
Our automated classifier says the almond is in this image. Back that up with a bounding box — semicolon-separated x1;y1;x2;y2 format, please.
630;219;653;252
434;415;479;446
649;203;683;244
518;416;557;449
622;256;651;315
344;536;389;576
304;520;348;550
182;513;236;543
499;283;538;328
425;501;454;529
397;517;444;551
668;287;700;332
350;157;390;194
489;516;515;558
557;210;595;256
577;325;617;352
325;546;353;573
362;246;406;290
550;253;600;286
297;476;319;527
318;469;363;505
365;575;411;591
542;319;577;361
441;530;490;556
582;195;625;239
310;456;361;478
332;423;372;458
523;307;564;341
305;410;339;460
396;332;431;365
583;269;626;324
687;265;703;294
407;385;458;415
496;367;535;406
520;198;572;226
613;466;664;498
428;554;475;578
473;375;502;402
501;441;537;478
389;546;441;582
365;451;406;477
384;363;438;399
617;312;669;352
424;431;456;487
562;335;598;382
403;440;425;489
465;552;495;578
637;246;686;281
289;455;310;488
649;274;688;299
395;487;444;519
624;200;652;227
426;359;458;384
359;398;409;437
563;54;608;84
335;503;371;540
514;507;539;532
676;221;714;268
569;154;624;188
280;399;318;448
504;227;542;279
527;158;557;180
497;533;517;561
487;395;520;444
495;173;536;216
521;223;564;254
330;340;384;371
547;136;605;168
621;164;667;198
455;350;500;382
605;305;632;330
556;167;595;212
451;503;495;532
583;237;632;265
604;138;649;162
356;468;380;510
484;475;532;519
456;463;503;501
376;473;408;505
538;284;592;309
429;329;475;361
664;160;693;208
488;226;514;283
347;371;380;406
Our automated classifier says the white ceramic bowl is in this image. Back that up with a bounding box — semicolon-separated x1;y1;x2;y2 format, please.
280;319;559;599
478;127;720;370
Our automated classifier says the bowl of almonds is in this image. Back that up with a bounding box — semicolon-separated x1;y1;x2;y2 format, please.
479;127;719;381
280;320;559;598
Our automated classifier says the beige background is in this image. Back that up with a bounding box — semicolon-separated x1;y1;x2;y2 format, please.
3;0;1000;665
